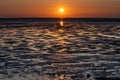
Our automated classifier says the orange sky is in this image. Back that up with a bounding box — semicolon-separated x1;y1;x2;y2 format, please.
0;0;120;18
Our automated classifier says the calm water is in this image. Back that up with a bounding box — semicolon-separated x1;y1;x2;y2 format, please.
0;20;120;80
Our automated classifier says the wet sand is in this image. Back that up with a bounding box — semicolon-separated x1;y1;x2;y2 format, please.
0;21;120;80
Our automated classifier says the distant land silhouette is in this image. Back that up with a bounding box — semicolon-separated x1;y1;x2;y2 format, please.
0;18;120;22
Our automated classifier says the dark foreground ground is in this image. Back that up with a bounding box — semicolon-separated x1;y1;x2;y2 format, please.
0;19;120;80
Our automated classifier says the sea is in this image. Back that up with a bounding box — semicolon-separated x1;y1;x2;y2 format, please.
0;18;120;80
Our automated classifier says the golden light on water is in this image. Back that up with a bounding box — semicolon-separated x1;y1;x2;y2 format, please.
60;21;64;27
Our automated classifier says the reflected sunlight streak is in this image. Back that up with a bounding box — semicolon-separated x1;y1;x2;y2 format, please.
60;21;64;27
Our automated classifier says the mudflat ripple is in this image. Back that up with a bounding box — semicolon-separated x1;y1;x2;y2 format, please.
0;22;120;80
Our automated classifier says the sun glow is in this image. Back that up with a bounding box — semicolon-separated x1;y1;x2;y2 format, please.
59;8;64;13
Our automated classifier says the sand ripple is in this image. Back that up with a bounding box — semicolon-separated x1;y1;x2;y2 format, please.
0;22;120;80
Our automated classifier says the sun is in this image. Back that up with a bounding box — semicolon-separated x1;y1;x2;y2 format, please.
59;8;64;13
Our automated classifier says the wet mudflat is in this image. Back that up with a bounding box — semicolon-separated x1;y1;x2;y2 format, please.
0;21;120;80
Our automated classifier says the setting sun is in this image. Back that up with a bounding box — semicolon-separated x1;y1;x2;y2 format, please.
59;8;64;13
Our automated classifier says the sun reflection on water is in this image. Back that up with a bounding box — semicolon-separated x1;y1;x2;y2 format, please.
60;20;64;27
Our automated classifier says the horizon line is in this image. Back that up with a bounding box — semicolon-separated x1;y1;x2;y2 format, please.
0;17;120;19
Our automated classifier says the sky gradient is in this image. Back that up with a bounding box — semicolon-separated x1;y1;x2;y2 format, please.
0;0;120;18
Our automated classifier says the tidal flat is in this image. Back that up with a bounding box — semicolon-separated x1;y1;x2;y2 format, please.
0;19;120;80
